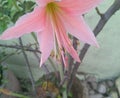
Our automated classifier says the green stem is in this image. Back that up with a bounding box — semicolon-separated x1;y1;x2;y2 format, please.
58;64;67;97
62;88;67;98
58;64;64;82
11;92;30;98
0;88;30;98
48;58;57;71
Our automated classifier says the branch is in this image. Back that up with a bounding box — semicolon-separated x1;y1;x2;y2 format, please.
0;44;41;53
94;0;120;36
68;0;120;92
74;0;120;75
68;37;78;74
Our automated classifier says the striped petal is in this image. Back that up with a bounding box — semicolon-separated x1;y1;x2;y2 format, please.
59;12;99;47
37;17;54;67
54;15;80;62
59;31;80;62
58;0;102;15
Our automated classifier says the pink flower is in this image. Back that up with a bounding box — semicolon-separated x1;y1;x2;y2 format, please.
0;0;102;66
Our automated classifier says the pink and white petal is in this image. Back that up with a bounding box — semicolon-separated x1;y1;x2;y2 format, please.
37;15;54;67
59;12;99;47
58;0;103;15
59;31;80;62
0;6;45;40
55;21;80;62
37;29;54;67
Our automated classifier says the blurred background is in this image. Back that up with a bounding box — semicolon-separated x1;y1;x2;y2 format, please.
1;0;120;98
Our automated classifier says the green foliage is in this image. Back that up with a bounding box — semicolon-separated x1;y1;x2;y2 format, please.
0;0;35;34
0;0;10;33
0;15;9;33
0;0;35;91
0;51;7;85
0;65;3;85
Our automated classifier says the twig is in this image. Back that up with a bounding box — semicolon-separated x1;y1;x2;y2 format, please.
67;37;78;92
95;7;103;18
41;64;50;75
59;76;67;87
18;38;37;96
68;37;78;74
69;0;120;92
0;44;41;53
78;0;120;68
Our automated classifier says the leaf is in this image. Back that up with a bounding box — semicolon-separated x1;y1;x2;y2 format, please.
0;15;10;34
19;1;35;12
24;1;35;11
0;88;30;98
11;11;24;23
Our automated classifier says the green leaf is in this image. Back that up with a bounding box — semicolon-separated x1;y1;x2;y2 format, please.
12;11;24;23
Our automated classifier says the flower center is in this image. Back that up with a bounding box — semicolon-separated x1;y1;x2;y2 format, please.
46;2;59;14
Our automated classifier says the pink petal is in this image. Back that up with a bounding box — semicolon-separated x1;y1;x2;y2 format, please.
59;12;99;47
0;7;45;40
60;31;80;62
37;17;54;67
58;0;102;15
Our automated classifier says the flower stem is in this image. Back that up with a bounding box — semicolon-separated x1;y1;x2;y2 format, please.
18;38;37;96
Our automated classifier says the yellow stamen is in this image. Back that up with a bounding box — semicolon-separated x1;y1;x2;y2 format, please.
46;2;61;59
